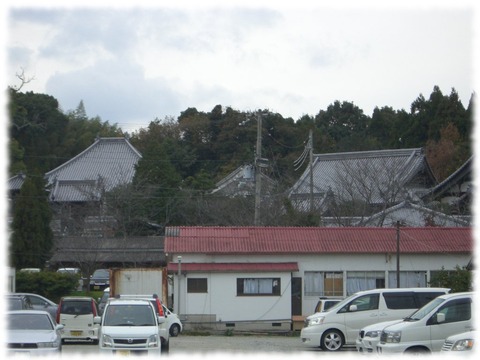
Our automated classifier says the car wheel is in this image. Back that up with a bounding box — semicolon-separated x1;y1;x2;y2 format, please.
321;329;344;351
170;324;181;337
161;339;170;353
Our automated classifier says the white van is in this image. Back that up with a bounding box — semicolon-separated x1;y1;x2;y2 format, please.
300;287;449;351
376;292;474;355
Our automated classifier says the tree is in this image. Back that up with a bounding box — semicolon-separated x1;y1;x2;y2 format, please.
429;266;472;292
10;174;53;269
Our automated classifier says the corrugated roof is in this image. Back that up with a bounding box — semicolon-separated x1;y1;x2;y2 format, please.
289;148;435;209
164;226;472;255
8;173;26;191
168;262;299;273
45;137;142;202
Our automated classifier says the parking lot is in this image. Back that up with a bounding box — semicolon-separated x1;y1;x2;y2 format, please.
62;334;356;355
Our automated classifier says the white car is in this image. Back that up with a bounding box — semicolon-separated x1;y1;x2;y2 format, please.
441;331;476;353
96;298;166;355
377;292;474;355
163;305;183;336
56;296;100;343
356;319;403;354
7;310;64;355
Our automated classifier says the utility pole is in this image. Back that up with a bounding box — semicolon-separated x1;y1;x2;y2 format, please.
254;111;263;226
308;129;314;212
396;221;400;288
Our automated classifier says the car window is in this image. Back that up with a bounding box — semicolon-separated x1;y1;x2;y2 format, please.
415;292;446;307
9;313;54;330
61;300;93;315
8;298;24;310
436;298;471;323
383;292;416;309
104;305;155;326
340;294;379;312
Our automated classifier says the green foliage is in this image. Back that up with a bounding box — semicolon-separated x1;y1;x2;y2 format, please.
10;174;53;268
15;271;80;303
429;266;473;293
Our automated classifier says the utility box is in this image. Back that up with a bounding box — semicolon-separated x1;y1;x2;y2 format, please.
109;268;168;306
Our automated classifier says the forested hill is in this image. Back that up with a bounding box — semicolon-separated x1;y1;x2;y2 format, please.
9;85;473;189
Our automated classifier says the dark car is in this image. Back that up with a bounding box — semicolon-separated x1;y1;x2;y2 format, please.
89;269;109;290
7;295;34;311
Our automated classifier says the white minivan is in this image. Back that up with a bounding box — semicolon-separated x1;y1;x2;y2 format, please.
376;292;474;355
301;287;449;351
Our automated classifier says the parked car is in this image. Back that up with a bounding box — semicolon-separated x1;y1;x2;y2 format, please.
441;330;476;352
356;290;448;353
90;269;110;290
301;287;450;351
56;296;99;343
114;294;169;353
95;298;165;355
163;305;183;336
377;292;474;355
7;310;64;355
97;287;110;315
7;294;34;310
314;297;343;313
14;292;58;320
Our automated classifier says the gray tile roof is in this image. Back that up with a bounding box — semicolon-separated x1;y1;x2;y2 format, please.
45;137;142;202
289;148;436;211
212;164;276;196
8;173;26;191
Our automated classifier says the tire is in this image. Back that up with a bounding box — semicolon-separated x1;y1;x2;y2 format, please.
161;339;170;354
321;329;344;351
170;324;181;337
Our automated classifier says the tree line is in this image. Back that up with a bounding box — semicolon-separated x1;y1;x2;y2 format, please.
8;85;474;251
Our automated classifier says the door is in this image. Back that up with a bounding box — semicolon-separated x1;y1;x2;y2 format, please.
341;293;380;343
428;297;473;351
291;277;302;316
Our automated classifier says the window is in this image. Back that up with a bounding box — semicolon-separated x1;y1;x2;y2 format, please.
436;298;471;323
187;278;208;293
237;278;280;296
388;271;426;288
339;293;379;313
305;271;343;296
346;271;385;295
383;292;417;309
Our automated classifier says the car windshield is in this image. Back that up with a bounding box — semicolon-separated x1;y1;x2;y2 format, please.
92;269;109;278
104;305;156;326
9;313;53;330
404;297;445;321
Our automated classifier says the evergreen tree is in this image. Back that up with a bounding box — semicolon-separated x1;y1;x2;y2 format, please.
10;174;53;269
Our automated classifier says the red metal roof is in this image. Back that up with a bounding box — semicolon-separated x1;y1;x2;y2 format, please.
167;262;299;273
164;227;473;254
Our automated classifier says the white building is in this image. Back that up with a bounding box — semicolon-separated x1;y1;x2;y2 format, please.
165;226;472;332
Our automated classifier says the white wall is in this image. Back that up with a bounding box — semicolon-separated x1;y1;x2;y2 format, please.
171;252;471;320
174;271;292;322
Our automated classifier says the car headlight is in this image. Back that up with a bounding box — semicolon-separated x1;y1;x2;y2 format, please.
37;340;60;348
365;330;380;338
102;334;113;347
452;339;474;351
147;334;159;348
308;317;325;326
383;331;401;343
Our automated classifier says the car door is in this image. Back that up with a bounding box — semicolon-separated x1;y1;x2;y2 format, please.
427;297;473;351
341;293;380;343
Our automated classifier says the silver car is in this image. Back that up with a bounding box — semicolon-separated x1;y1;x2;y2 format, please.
14;292;58;320
7;310;64;355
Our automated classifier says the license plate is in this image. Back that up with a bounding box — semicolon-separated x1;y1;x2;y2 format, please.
117;350;130;356
70;331;83;336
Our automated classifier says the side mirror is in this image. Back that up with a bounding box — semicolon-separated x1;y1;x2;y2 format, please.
157;316;166;325
94;316;102;324
55;324;64;331
436;313;446;324
349;304;358;312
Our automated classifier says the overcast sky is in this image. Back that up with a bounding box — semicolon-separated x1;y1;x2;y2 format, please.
4;0;477;133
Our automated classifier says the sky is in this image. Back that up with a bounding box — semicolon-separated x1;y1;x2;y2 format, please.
3;0;477;134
